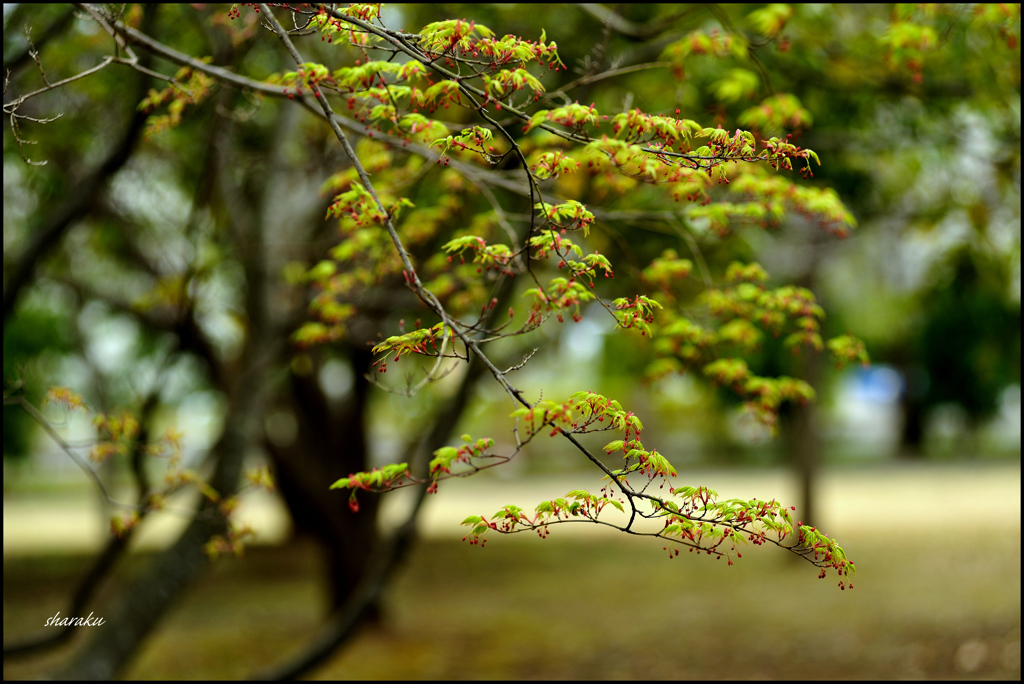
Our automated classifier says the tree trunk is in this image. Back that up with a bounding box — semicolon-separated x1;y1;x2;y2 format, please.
786;347;822;529
266;347;381;616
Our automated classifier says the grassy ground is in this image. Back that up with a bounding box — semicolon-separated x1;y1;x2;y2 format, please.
4;520;1020;680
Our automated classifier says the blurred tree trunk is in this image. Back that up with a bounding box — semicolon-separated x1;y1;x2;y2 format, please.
782;241;825;531
786;343;822;530
264;347;382;616
898;361;927;458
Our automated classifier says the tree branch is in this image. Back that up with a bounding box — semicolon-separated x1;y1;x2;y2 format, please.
2;4;163;322
576;3;700;40
3;6;77;74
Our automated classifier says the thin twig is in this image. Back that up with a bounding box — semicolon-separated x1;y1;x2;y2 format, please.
6;395;132;512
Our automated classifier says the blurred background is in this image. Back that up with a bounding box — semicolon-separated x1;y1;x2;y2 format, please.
4;3;1020;679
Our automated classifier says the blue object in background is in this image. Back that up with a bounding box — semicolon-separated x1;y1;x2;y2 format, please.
848;365;904;404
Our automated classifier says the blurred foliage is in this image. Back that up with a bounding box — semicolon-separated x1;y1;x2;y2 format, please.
914;245;1020;422
3;3;1020;467
2;305;75;457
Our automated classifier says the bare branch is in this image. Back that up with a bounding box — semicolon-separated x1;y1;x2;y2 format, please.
503;348;538;374
24;24;51;86
548;61;673;101
576;3;699;40
3;7;76;74
77;2;139;63
4;395;130;511
3;55;115;112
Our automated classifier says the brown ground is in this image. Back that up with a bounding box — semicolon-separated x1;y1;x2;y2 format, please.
4;518;1020;680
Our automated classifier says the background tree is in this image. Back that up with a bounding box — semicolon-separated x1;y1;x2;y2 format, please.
3;3;1018;679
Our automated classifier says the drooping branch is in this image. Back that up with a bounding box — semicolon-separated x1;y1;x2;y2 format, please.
258;4;638;506
88;7;853;580
4;16;861;678
262;10;840;562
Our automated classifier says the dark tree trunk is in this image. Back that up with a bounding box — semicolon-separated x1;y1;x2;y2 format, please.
785;347;822;529
265;347;382;616
781;239;825;532
900;389;926;457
